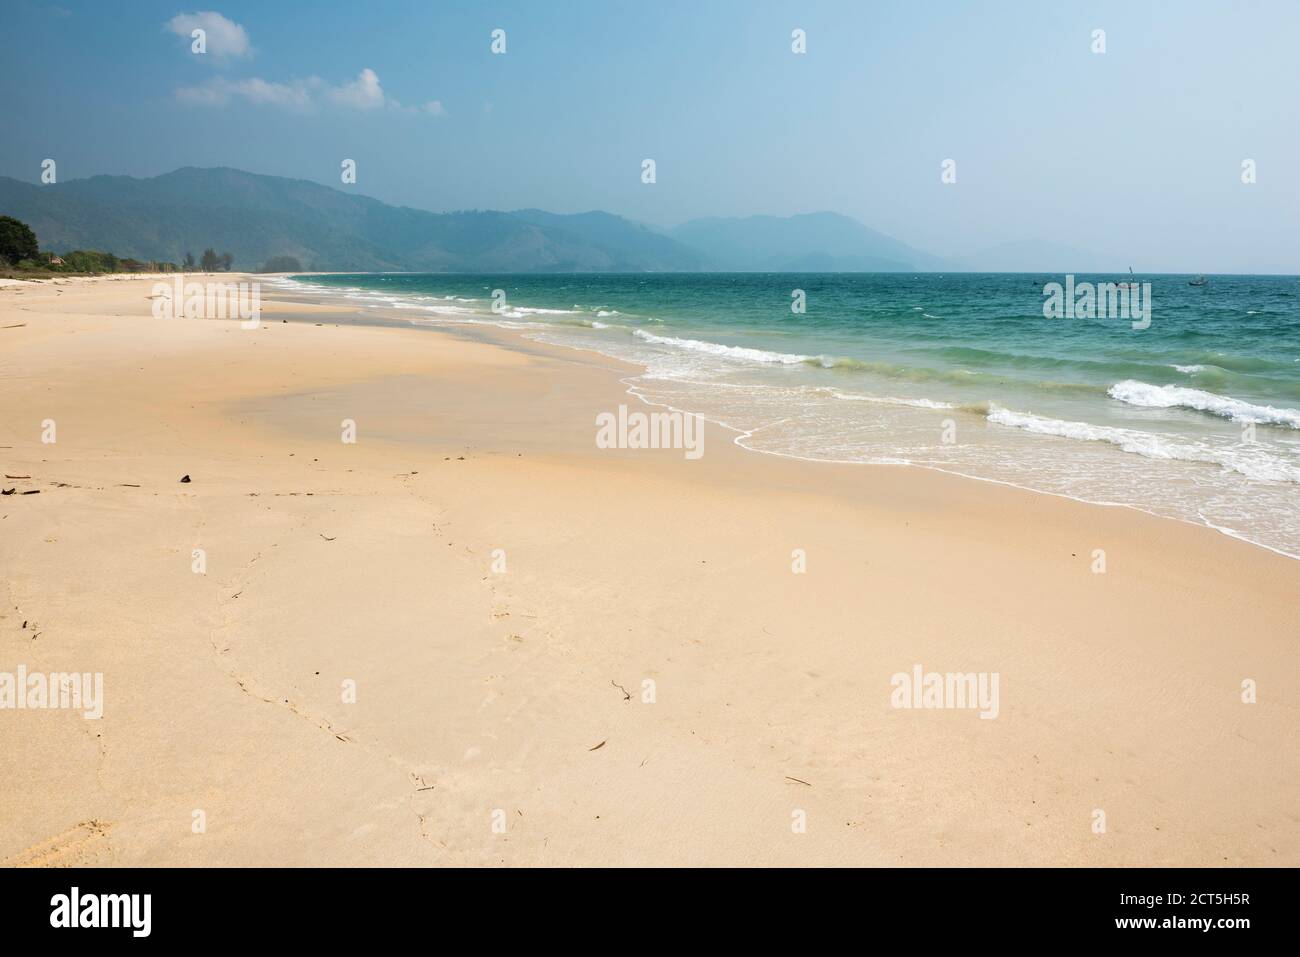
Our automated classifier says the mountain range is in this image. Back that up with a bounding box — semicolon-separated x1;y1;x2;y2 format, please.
0;167;958;273
667;212;945;272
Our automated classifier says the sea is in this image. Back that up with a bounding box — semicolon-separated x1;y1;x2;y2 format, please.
272;272;1300;559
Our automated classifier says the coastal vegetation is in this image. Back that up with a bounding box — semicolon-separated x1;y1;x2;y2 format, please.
0;214;242;277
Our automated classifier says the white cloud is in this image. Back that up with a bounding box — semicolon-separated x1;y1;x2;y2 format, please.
174;67;444;116
166;11;251;60
234;77;316;109
327;68;386;110
175;76;316;110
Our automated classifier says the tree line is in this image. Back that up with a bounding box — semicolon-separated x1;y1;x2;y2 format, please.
186;249;234;272
0;214;302;275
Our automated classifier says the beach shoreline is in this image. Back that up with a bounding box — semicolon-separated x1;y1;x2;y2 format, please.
1;274;1295;867
270;272;1300;561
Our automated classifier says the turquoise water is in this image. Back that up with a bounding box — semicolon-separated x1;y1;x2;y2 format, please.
280;272;1300;557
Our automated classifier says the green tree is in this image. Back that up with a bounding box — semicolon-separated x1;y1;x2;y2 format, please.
200;248;219;272
62;250;118;273
219;251;234;271
183;250;196;270
0;216;40;266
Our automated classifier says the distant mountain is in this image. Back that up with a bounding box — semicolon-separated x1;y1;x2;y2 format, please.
508;209;703;271
0;167;708;273
0;168;958;273
668;212;946;272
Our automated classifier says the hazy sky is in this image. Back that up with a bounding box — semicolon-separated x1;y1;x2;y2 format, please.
2;0;1297;271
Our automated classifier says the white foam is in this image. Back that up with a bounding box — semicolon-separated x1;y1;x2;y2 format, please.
987;406;1300;482
1108;379;1300;429
827;390;956;410
632;329;811;365
417;304;480;316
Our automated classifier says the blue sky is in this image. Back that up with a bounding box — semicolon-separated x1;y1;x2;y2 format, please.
2;0;1297;271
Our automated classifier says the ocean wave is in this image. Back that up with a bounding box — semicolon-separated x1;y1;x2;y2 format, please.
632;329;811;365
825;389;957;410
805;354;1108;396
987;407;1300;482
416;304;483;317
1108;380;1300;429
1165;352;1289;374
547;315;610;329
805;355;986;384
914;344;1178;378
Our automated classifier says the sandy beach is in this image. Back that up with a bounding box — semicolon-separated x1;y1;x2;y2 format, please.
0;274;1295;867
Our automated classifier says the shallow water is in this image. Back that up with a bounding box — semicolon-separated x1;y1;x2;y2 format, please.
274;272;1300;558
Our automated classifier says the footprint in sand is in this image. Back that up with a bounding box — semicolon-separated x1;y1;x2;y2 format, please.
3;819;114;867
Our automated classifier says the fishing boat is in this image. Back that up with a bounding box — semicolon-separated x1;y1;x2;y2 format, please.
1188;275;1208;286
